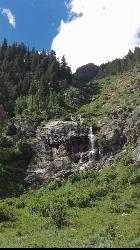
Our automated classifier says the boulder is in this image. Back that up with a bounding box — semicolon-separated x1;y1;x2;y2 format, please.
100;124;127;154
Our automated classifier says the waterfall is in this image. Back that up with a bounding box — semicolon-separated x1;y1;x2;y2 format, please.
79;127;96;164
80;152;84;163
88;127;96;162
79;115;84;124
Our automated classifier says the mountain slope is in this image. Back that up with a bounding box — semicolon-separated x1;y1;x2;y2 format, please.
0;40;140;248
0;68;139;248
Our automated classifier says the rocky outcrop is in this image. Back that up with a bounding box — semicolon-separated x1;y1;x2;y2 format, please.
36;121;89;145
125;106;140;143
13;117;39;134
8;118;129;188
25;121;91;188
100;124;127;154
133;145;140;167
7;117;129;188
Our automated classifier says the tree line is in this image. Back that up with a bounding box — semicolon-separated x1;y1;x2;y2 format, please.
74;47;140;83
0;39;72;118
1;39;140;119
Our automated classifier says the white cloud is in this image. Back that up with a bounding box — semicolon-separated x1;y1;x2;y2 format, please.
1;8;16;28
52;0;140;72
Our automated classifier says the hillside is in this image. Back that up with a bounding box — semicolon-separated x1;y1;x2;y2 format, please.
0;41;140;248
0;70;139;248
0;159;139;248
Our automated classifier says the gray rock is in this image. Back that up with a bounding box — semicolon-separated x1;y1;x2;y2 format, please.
13;117;39;134
133;145;140;167
37;121;89;145
100;124;127;154
26;121;91;188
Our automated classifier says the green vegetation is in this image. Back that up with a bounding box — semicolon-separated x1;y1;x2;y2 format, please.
0;39;140;248
1;39;140;121
0;152;139;248
0;140;32;198
78;72;140;128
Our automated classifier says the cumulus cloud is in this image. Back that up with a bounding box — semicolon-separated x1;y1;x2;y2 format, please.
52;0;140;72
1;8;16;28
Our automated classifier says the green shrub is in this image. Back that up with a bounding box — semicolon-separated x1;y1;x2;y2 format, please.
49;199;68;229
86;235;113;248
72;193;91;208
114;151;134;166
68;170;98;184
89;186;109;201
105;222;117;240
82;120;98;131
131;189;140;200
5;122;17;136
108;201;135;214
0;204;17;222
48;179;63;191
99;167;117;184
129;173;140;185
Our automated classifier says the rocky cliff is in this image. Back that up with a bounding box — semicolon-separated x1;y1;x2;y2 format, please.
8;117;128;188
25;121;92;188
4;99;140;189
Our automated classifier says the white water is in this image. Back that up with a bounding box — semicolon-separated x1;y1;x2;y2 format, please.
79;115;84;124
88;127;96;162
79;127;96;164
80;152;84;163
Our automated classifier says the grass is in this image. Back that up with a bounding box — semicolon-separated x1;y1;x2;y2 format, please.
78;71;140;125
0;151;139;248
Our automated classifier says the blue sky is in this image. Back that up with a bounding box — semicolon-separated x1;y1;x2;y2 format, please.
0;0;69;51
0;0;140;72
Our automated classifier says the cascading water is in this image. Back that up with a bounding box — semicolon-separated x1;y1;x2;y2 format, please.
80;152;84;163
79;126;96;164
88;127;96;162
79;115;84;125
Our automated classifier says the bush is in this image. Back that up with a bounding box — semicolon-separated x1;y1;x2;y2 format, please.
114;151;134;166
15;96;28;115
68;170;98;184
108;201;135;214
129;173;140;185
89;186;109;201
72;193;91;208
82;120;99;132
105;222;117;240
0;204;16;222
86;235;113;248
5;122;17;136
49;199;68;229
48;179;63;191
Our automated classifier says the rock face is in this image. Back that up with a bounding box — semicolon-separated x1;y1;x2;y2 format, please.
133;145;140;167
11;118;128;189
13;117;39;134
25;121;91;188
100;124;127;154
125;106;140;143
